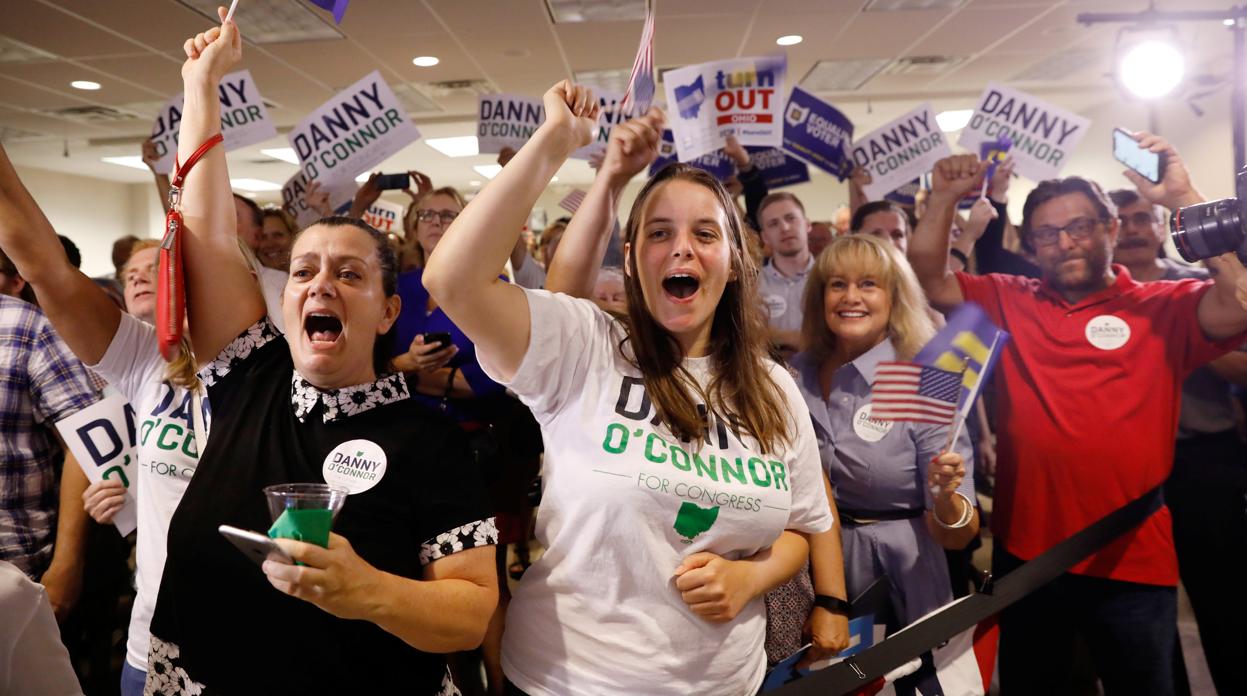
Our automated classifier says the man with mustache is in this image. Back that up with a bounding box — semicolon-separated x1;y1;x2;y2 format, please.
1108;183;1247;696
908;136;1247;696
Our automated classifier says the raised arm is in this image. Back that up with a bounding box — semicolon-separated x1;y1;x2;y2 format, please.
177;8;266;365
545;108;664;298
423;81;600;380
908;155;988;310
0;145;121;364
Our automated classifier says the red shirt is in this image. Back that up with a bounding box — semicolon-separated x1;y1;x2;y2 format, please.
958;266;1242;586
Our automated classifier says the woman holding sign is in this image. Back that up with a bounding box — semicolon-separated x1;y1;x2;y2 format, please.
423;83;835;695
141;9;497;695
793;234;977;657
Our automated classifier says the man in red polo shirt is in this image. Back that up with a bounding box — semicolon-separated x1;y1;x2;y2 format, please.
909;146;1247;696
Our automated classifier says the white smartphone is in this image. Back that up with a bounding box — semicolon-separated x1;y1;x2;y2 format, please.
218;524;294;566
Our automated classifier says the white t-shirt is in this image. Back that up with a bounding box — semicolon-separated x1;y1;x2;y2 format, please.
258;266;287;334
0;561;82;695
481;289;832;696
90;314;209;671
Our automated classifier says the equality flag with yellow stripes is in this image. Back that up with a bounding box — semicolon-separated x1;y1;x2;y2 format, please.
913;302;1009;421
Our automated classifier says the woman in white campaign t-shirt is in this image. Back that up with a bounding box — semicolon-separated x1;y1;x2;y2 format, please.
425;82;843;695
0;171;217;695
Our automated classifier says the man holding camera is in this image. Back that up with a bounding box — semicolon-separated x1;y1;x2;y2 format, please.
909;137;1247;696
1108;177;1247;696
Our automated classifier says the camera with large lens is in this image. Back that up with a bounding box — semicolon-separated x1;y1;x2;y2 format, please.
1170;167;1247;264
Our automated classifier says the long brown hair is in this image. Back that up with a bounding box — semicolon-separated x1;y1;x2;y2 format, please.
621;164;790;454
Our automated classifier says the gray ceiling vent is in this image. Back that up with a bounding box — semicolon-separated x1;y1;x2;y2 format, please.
40;105;142;123
0;37;56;64
865;0;966;11
546;0;648;24
800;59;892;92
0;125;46;142
883;55;966;76
392;83;444;113
176;0;343;44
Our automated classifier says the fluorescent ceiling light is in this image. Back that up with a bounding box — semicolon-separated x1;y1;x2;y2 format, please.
473;164;503;180
547;0;646;23
101;156;149;170
425;136;479;158
230;178;281;192
936;109;973;132
469;180;482;187
261;147;300;164
412;56;440;67
71;80;101;90
776;35;803;47
1119;40;1184;99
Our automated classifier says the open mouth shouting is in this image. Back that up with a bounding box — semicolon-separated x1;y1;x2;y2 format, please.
304;311;343;349
661;271;701;303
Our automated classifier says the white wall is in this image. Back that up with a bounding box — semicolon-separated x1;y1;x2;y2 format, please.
14;165;165;278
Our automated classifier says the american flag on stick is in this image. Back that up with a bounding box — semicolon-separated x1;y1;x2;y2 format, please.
558;189;588;213
619;5;656;116
869;362;962;425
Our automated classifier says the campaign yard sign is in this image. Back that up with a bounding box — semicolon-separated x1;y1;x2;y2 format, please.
281;171;357;228
55;391;139;536
571;91;631;161
662;55;786;161
747;146;810;189
288;71;419;188
852;102;951;201
148;69;277;175
477;94;545;154
958;82;1090;182
360;198;406;235
782;86;854;180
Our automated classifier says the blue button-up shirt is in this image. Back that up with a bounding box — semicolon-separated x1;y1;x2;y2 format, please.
791;338;974;512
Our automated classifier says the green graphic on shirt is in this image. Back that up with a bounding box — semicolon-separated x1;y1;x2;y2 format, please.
673;502;719;542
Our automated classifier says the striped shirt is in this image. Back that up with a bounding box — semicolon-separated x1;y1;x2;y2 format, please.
0;295;100;578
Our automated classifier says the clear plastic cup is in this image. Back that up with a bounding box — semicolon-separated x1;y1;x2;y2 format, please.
263;483;349;525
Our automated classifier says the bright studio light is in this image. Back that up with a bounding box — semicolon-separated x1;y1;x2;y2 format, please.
1119;40;1185;99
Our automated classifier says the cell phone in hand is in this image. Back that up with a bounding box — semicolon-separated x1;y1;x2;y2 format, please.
374;173;411;191
422;332;453;350
219;524;294;566
1112;128;1165;184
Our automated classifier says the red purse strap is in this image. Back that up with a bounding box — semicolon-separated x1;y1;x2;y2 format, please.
168;133;224;210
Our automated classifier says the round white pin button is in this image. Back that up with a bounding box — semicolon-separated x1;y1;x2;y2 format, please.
322;439;387;494
1085;315;1130;351
852;403;894;442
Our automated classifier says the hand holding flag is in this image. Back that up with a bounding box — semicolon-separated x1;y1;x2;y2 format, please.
619;6;656;116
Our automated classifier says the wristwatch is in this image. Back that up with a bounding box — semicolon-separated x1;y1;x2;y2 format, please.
813;594;851;614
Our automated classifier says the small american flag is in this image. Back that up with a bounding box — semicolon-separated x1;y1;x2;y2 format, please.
869;361;962;425
619;5;656;116
558;189;588;213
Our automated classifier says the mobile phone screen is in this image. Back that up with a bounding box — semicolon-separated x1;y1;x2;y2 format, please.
1113;129;1161;183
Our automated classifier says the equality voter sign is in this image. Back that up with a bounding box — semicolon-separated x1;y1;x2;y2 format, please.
148;69;277;175
782;86;854;180
477;94;545;154
852;102;951;201
360;198;406;235
958;82;1090;182
287;70;419;189
662;55;787;161
747;146;810;189
55;390;139;536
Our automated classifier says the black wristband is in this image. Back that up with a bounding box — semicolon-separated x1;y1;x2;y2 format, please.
949;248;969;268
814;594;851;614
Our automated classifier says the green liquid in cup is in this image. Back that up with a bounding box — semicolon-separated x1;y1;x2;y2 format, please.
267;508;333;548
